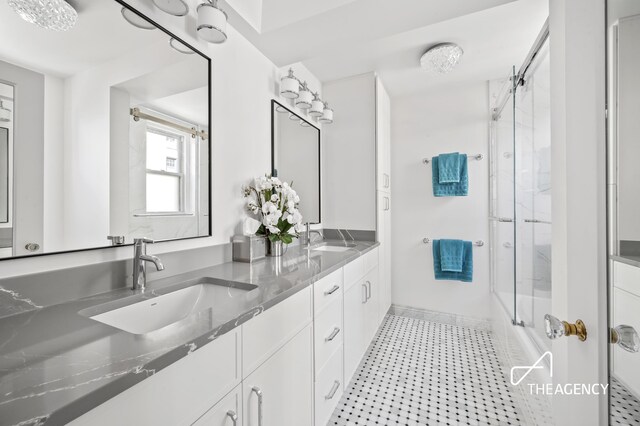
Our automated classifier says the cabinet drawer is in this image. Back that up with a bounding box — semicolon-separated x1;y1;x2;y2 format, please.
314;268;343;314
344;257;364;290
314;297;343;375
242;286;312;377
363;248;379;273
69;329;241;426
192;384;242;426
315;346;344;426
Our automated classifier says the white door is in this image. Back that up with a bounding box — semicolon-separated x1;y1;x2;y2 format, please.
545;1;608;424
243;325;314;426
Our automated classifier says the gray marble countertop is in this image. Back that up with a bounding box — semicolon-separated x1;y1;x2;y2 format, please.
0;240;378;426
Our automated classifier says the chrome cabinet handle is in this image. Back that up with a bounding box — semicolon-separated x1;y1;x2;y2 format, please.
324;285;340;296
325;380;341;400
251;386;263;426
226;410;238;426
362;283;367;304
365;280;371;300
384;197;390;211
325;327;341;342
383;173;390;188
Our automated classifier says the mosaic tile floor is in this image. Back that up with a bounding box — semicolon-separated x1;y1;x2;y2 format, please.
329;314;524;426
611;376;640;425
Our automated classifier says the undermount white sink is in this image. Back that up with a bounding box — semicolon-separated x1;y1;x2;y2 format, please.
87;279;257;335
312;244;356;253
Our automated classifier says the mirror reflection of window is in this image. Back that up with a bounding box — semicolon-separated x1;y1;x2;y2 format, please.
145;128;186;213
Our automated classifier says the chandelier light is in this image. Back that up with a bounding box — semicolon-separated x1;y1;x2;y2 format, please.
197;0;228;44
7;0;78;31
420;43;464;74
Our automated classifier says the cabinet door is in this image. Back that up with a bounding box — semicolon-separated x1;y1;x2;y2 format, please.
193;385;242;426
343;279;367;384
364;266;380;342
376;77;391;193
243;325;313;426
377;192;392;323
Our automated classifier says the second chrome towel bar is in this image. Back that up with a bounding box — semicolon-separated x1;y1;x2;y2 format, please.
422;154;483;165
423;238;485;247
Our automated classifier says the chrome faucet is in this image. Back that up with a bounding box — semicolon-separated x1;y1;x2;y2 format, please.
304;222;323;246
133;238;165;291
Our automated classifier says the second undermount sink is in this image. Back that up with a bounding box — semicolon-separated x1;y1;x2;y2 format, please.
85;278;257;335
311;242;357;253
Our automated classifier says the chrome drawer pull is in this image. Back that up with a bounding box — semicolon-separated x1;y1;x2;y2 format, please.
324;285;340;296
362;283;367;303
251;386;263;426
226;410;238;426
325;327;341;342
365;280;371;300
325;380;341;400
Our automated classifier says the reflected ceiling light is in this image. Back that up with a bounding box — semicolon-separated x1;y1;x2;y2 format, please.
121;8;156;30
8;0;77;31
0;101;11;122
169;38;194;54
288;113;299;121
275;105;288;113
295;82;313;109
309;93;324;118
318;102;333;124
280;68;299;99
153;0;189;16
300;120;310;128
420;43;464;74
197;0;228;44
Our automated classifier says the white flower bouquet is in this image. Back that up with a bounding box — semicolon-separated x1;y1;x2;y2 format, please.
242;175;304;245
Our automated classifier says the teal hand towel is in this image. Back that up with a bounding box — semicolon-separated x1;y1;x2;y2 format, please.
432;154;468;197
439;239;465;272
438;152;461;183
433;239;473;282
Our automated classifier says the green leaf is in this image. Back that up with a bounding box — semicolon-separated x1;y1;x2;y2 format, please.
282;234;293;244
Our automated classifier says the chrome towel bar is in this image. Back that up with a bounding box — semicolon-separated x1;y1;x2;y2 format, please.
422;154;483;165
423;238;484;247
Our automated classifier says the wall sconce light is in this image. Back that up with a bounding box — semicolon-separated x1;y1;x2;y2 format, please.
318;102;333;124
295;82;313;109
197;0;228;44
280;69;300;99
309;93;324;118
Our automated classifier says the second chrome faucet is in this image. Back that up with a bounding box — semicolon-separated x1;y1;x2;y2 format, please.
133;238;165;291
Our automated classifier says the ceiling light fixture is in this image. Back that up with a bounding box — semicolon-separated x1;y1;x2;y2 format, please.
7;0;78;31
197;0;228;44
153;0;189;17
279;68;334;124
420;43;464;74
0;101;11;123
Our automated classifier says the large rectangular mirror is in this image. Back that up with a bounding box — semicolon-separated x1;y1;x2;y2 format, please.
271;100;320;224
0;0;211;259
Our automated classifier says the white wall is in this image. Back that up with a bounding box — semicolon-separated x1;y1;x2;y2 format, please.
390;82;491;319
0;1;321;278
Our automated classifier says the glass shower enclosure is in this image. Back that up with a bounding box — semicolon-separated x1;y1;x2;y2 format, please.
490;28;551;354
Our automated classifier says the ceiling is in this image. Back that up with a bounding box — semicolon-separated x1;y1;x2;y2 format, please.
222;0;548;96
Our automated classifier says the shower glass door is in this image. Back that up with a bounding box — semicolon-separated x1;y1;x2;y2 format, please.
490;67;517;324
514;39;552;352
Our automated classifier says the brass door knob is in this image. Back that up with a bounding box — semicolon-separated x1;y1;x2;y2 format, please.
544;314;587;342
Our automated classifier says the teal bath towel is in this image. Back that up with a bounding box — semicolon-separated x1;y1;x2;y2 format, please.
437;152;461;183
433;239;473;282
439;239;465;272
432;154;468;197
